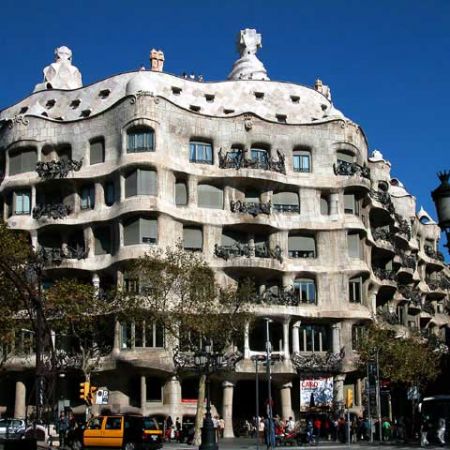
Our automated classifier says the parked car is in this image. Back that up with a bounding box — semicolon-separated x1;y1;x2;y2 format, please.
0;418;26;439
80;414;163;450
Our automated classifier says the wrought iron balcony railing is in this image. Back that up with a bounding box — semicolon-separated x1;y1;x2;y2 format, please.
399;252;417;270
425;275;450;291
250;287;311;307
395;216;412;240
218;148;286;174
398;285;422;309
32;203;73;220
272;203;300;213
214;242;283;262
230;200;271;216
377;307;400;325
424;245;445;262
36;159;83;179
373;267;396;282
372;227;396;245
38;245;88;265
333;160;371;179
291;351;343;372
369;189;395;214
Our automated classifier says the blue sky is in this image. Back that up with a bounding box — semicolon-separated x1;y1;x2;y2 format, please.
1;0;450;249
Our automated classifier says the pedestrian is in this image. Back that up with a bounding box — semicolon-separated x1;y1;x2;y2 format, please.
259;417;265;443
306;418;314;444
57;411;69;449
421;417;430;447
175;417;182;442
264;416;275;450
437;417;446;446
313;417;321;440
382;418;391;441
285;416;295;434
218;417;225;438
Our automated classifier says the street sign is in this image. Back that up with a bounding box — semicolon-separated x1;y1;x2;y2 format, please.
95;389;109;405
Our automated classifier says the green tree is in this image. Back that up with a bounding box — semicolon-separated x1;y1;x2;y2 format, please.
123;245;254;444
356;324;441;390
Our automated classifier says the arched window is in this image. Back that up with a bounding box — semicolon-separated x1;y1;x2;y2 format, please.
198;184;223;209
320;196;330;215
127;127;154;153
250;146;269;168
293;149;311;173
294;278;316;304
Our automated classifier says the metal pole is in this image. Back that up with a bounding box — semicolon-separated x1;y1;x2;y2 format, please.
265;318;273;449
366;363;373;443
376;349;382;442
255;358;259;450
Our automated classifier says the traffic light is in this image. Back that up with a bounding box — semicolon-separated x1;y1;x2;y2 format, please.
345;388;354;408
88;386;98;406
79;381;90;402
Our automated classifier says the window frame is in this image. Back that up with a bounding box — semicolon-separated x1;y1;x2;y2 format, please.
349;276;362;303
80;185;95;210
13;190;31;215
126;127;155;153
189;141;213;165
294;278;317;304
293;149;312;173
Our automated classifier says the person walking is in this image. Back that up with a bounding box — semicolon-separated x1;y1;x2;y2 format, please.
421;417;430;447
437;417;446;447
57;411;69;449
264;416;275;450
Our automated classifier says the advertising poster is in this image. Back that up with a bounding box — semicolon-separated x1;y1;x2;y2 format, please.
300;377;334;411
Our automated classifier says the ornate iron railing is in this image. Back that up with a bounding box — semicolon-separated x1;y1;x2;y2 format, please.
372;226;395;245
218;148;286;174
425;275;450;291
214;242;283;262
395;216;412;240
369;189;395;214
398;285;422;308
291;351;343;372
32;203;72;220
373;268;396;281
422;302;435;315
36;159;83;179
424;245;445;262
399;252;417;270
251;287;306;307
230;200;271;216
333;160;370;179
377;307;400;325
38;245;88;265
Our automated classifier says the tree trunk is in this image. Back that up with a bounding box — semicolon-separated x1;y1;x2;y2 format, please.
194;374;206;446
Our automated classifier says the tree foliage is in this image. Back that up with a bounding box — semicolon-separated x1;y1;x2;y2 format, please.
356;325;441;389
122;244;254;351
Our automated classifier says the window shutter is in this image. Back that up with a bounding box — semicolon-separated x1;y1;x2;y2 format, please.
90;140;105;165
347;232;360;258
183;227;203;249
140;218;157;243
273;192;298;206
288;235;315;252
344;194;355;213
22;148;37;173
9;152;21;175
124;218;140;246
336;151;354;163
175;182;188;205
125;170;138;197
198;184;223;209
320;197;329;215
138;169;157;195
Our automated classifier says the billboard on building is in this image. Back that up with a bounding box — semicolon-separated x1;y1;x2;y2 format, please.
300;377;334;411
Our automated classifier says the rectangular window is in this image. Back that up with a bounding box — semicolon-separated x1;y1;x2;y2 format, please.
347;232;361;258
299;325;329;352
293;150;311;173
189;142;213;164
183;227;203;251
175;181;188;206
349;277;362;303
145;322;165;348
352;325;366;349
125;169;157;197
124;278;140;294
344;194;359;215
123;218;158;246
105;182;115;206
288;235;316;258
13;190;31;215
94;226;112;255
9;148;37;175
294;279;316;304
90;139;105;164
80;185;95;210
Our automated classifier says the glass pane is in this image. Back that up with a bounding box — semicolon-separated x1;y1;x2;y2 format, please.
124;218;140;246
198;185;223;208
175;182;188;205
90;140;104;164
125;170;138;197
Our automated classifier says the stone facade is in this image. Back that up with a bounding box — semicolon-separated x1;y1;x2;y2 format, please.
0;33;449;427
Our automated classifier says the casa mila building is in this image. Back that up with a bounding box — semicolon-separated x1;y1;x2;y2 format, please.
0;29;449;432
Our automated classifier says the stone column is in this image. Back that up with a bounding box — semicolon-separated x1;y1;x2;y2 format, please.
331;323;341;354
280;382;293;420
119;174;125;202
291;321;301;354
333;374;346;409
84;226;95;258
14;380;26;419
243;321;250;359
112;320;121;355
31;185;36;211
188;175;197;207
92;273;100;296
330;193;339;215
164;376;181;419
355;378;362;407
222;381;235;438
283;318;291;360
140;376;147;414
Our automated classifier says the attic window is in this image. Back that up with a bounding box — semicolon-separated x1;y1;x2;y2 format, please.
41;112;48;117
80;109;92;118
290;95;300;103
70;99;81;109
99;89;111;99
254;92;265;100
54;116;64;121
321;104;328;111
190;105;201;112
19;106;28;114
276;114;287;123
205;94;215;102
223;108;235;114
171;87;182;95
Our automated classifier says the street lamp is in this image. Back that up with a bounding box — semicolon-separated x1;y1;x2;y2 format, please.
194;344;223;450
432;171;450;254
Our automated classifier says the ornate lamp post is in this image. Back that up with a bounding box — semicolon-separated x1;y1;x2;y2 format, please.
194;344;223;450
432;171;450;254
